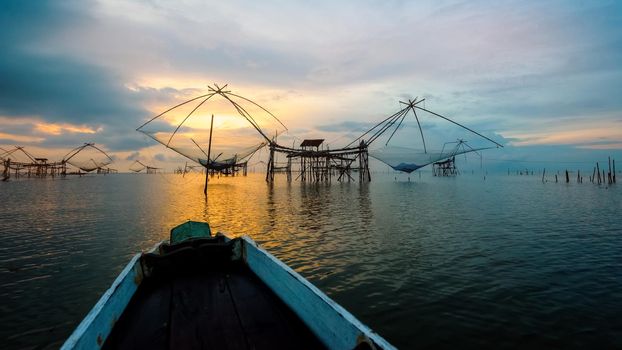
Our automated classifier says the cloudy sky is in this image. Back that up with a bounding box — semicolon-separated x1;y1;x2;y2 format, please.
1;0;621;171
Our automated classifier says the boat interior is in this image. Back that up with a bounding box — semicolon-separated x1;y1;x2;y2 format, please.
103;237;327;350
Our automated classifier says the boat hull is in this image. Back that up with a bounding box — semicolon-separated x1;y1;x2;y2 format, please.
62;234;395;350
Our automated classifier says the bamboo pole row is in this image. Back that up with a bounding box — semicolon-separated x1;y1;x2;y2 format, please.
538;157;617;185
590;157;617;185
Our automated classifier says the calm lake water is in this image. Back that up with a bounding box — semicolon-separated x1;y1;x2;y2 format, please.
1;172;621;349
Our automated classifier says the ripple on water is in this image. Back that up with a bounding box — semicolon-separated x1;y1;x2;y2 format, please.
0;173;621;349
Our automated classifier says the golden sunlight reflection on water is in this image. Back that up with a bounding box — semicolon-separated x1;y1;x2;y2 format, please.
1;171;621;349
151;172;375;282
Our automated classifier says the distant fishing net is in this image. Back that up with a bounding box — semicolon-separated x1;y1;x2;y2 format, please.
136;84;287;171
128;158;167;175
62;143;113;172
349;98;502;173
129;160;148;173
125;133;205;186
0;146;37;164
369;145;491;173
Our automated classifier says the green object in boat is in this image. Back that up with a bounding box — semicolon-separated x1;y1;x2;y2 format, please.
170;221;211;244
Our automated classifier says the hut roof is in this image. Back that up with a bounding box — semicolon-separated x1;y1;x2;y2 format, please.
300;139;324;148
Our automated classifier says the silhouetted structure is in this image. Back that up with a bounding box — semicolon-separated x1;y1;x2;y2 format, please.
433;157;457;176
129;160;160;174
0;146;65;178
136;84;284;194
137;85;502;189
265;139;370;183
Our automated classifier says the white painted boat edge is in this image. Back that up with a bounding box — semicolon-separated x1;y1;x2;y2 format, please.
242;235;397;350
60;253;143;350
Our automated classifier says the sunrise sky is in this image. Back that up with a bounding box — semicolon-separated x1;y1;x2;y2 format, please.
1;0;621;171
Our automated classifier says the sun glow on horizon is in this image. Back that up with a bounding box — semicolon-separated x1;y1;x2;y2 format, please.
503;122;622;149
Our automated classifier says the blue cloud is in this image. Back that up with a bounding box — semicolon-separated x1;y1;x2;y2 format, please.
125;151;140;161
0;52;145;124
316;121;377;133
0;0;149;152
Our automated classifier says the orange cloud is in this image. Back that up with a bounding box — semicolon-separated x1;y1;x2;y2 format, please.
34;122;99;135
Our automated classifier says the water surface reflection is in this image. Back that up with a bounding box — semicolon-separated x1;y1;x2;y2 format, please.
1;173;621;349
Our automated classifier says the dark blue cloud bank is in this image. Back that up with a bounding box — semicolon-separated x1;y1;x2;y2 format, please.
0;1;151;152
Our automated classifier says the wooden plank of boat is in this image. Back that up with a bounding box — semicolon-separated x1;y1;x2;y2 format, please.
61;221;396;350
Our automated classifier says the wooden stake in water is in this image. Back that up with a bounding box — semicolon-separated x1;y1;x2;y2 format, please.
204;114;214;196
597;162;601;184
608;157;612;184
2;158;10;181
